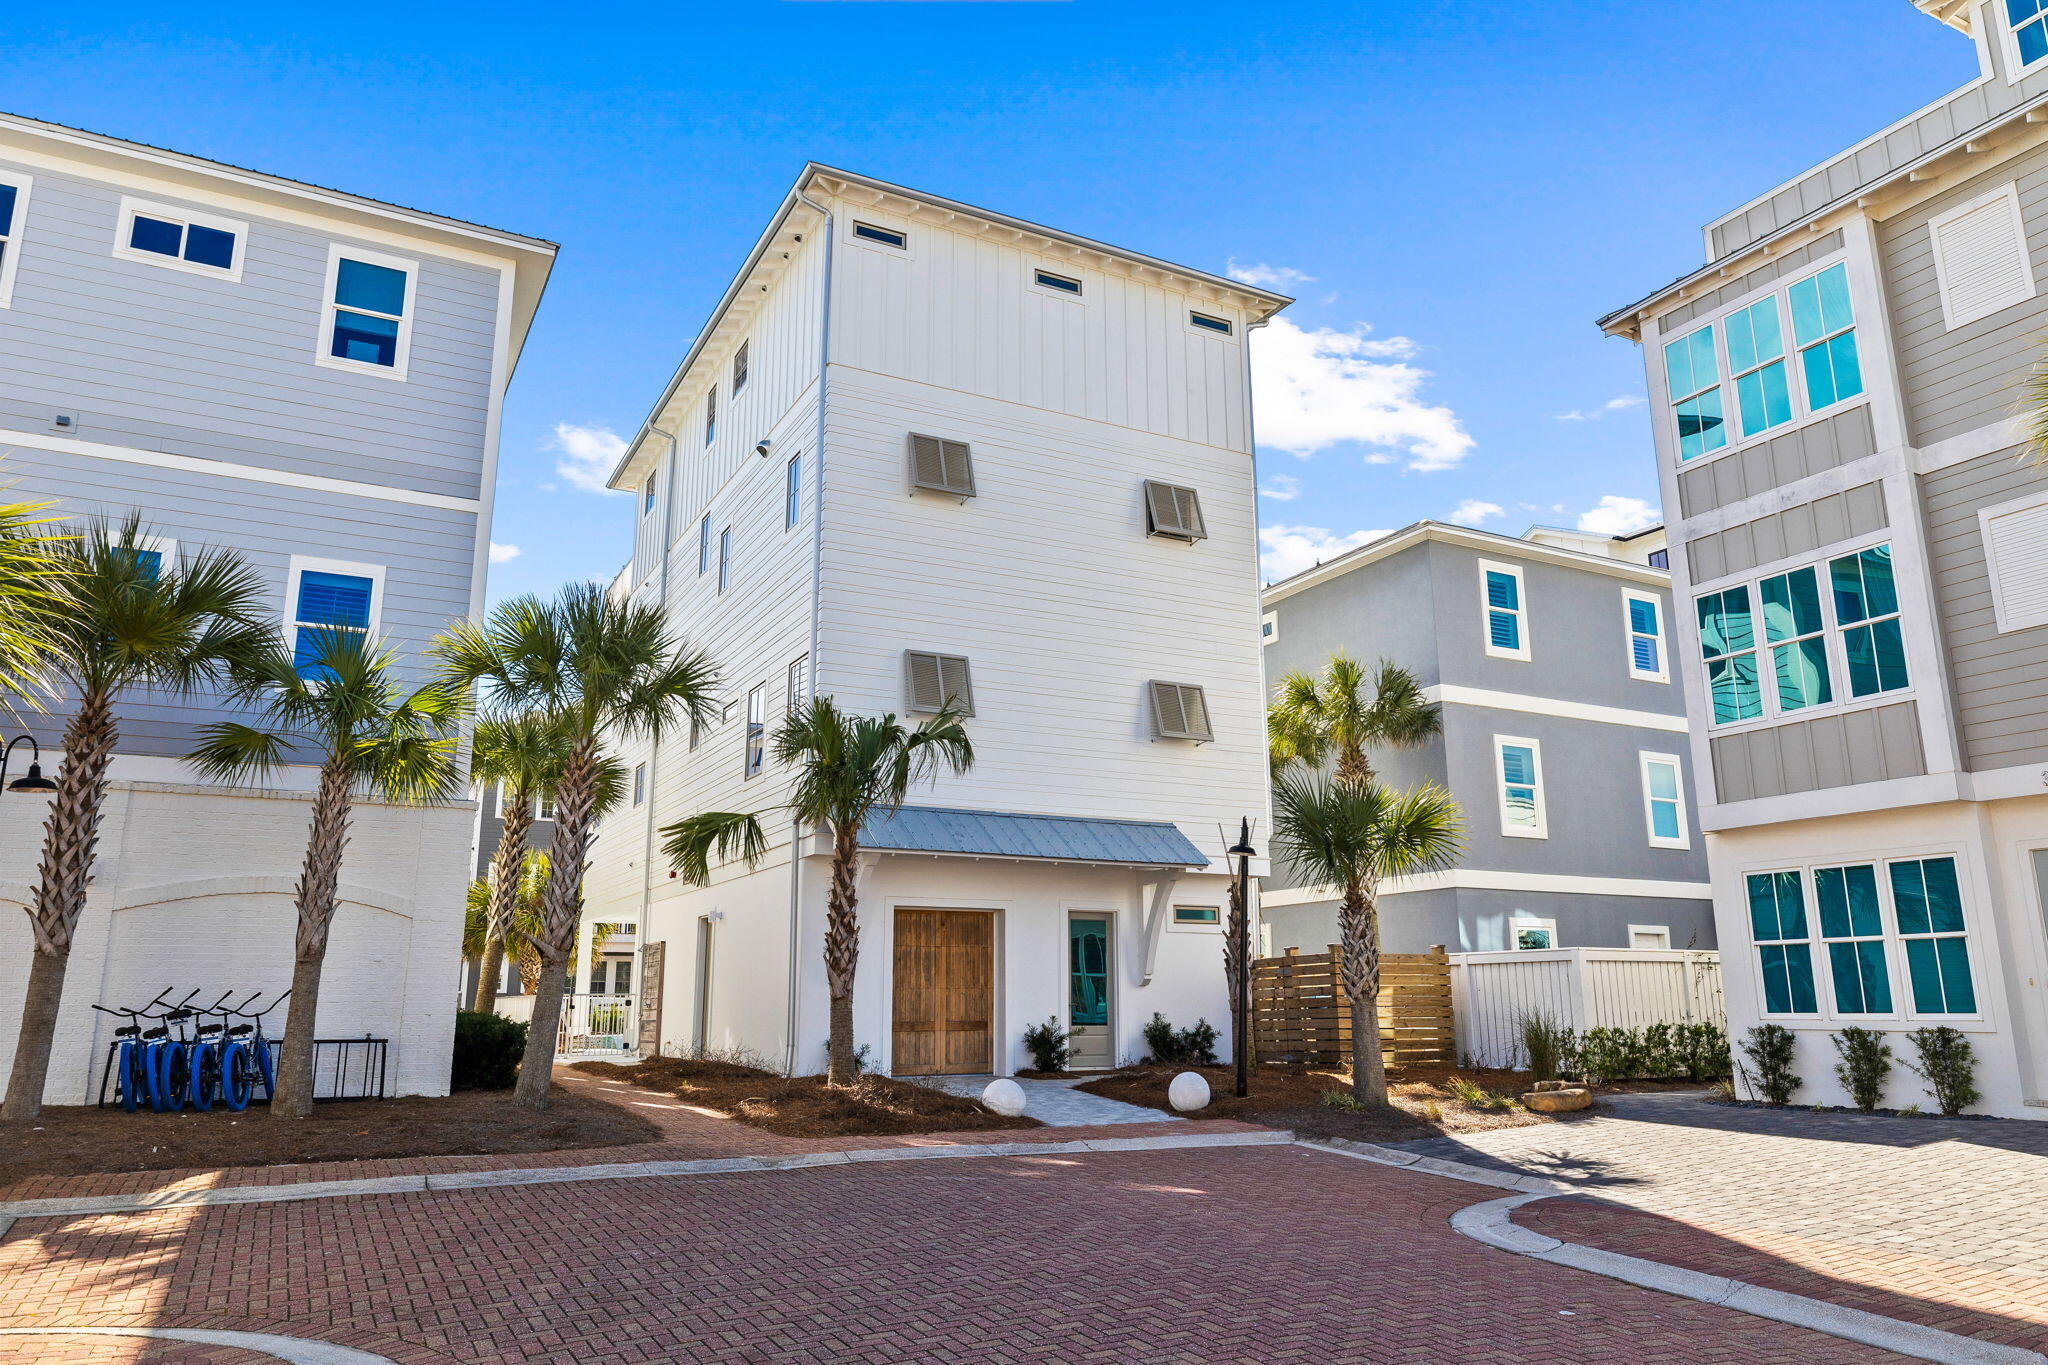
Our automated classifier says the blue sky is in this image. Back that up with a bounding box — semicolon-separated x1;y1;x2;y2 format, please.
4;2;1979;592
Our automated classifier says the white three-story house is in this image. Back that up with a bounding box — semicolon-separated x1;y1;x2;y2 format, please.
581;165;1285;1077
1600;0;2048;1117
0;112;554;1104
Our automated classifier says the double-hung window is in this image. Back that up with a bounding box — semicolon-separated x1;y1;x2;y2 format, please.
0;173;26;306
2014;0;2048;68
1639;753;1687;848
717;527;732;593
1759;566;1832;712
698;515;712;576
1623;590;1666;681
785;451;801;529
632;763;646;806
116;199;243;279
732;340;749;395
1696;586;1762;722
1662;325;1726;461
1890;856;1976;1015
320;247;414;376
1789;263;1863;413
743;684;766;778
1725;297;1791;438
1831;546;1908;696
704;385;717;447
286;557;380;676
1814;865;1892;1015
1746;870;1817;1015
1494;736;1545;838
787;655;808;715
642;476;656;515
1480;561;1528;660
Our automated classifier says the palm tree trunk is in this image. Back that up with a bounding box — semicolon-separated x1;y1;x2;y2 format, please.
1337;875;1387;1105
274;756;355;1120
1335;746;1375;789
516;734;596;1109
472;793;534;1014
823;823;861;1087
3;689;117;1122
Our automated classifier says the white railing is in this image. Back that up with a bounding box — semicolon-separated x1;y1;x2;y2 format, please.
556;993;636;1053
1449;948;1723;1070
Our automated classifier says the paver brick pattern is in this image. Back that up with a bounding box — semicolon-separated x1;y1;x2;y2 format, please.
0;1144;1905;1363
1394;1093;2048;1352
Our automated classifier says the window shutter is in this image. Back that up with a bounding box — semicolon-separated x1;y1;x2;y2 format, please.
1149;681;1212;741
1981;492;2048;632
904;651;974;715
909;433;975;497
1931;185;2036;329
1143;480;1207;540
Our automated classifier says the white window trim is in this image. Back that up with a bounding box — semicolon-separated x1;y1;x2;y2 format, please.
1511;916;1559;950
314;243;417;382
717;526;732;594
1029;264;1087;302
1478;559;1531;662
1260;610;1279;647
1929;183;2036;329
1977;487;2048;633
785;451;802;531
1628;924;1672;950
631;762;647;806
1494;734;1547;840
1622;588;1669;683
845;214;915;258
2000;3;2048;82
111;196;247;282
1638;751;1690;850
0;171;32;308
283;554;386;649
1168;904;1224;934
1185;309;1239;340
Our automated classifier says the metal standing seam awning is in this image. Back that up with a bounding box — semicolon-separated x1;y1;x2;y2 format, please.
855;806;1213;987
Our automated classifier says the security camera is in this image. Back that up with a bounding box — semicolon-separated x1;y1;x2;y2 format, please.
755;437;774;458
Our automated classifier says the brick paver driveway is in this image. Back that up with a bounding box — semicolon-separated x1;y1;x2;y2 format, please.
1393;1091;2048;1353
0;1141;1904;1363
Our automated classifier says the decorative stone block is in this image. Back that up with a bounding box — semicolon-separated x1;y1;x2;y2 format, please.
1522;1087;1592;1113
1168;1070;1212;1112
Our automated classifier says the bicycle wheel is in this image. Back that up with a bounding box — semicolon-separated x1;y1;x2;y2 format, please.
141;1042;171;1111
252;1037;276;1100
220;1041;255;1111
187;1044;222;1111
116;1042;144;1113
156;1044;190;1113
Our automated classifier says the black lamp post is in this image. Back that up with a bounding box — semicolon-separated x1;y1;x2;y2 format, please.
1227;817;1257;1099
0;735;58;793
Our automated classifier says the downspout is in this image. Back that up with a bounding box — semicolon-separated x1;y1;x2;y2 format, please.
639;425;679;1000
786;190;833;1077
1240;315;1273;978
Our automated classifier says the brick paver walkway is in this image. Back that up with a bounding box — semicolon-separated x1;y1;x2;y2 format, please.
1393;1091;2048;1353
0;1141;1904;1362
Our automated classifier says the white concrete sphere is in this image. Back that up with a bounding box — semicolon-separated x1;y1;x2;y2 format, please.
982;1078;1028;1117
1168;1071;1212;1112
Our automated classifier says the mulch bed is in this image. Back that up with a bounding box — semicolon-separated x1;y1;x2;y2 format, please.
0;1089;665;1183
573;1055;1044;1138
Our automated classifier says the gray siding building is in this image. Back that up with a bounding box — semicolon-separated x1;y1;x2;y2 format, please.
1259;521;1714;956
1598;0;2048;1118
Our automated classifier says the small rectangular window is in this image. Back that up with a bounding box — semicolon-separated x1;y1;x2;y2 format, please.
1830;545;1908;697
1788;263;1863;412
904;650;974;715
642;476;656;515
1648;548;1669;570
1143;480;1207;541
1696;586;1762;723
1033;268;1082;295
1512;918;1557;950
744;683;766;778
1148;681;1213;741
1260;611;1278;646
908;432;975;498
1479;561;1529;661
698;515;711;576
853;221;906;249
287;558;379;676
732;339;749;394
320;247;413;376
1662;324;1727;461
1172;905;1221;927
1495;736;1546;839
1639;753;1688;849
717;527;732;593
1623;590;1666;682
1890;856;1976;1014
688;714;703;751
0;174;28;307
704;384;718;447
785;451;802;529
1746;870;1817;1014
116;200;243;278
1628;925;1671;950
1189;311;1233;335
1814;864;1892;1015
632;763;647;806
787;655;809;715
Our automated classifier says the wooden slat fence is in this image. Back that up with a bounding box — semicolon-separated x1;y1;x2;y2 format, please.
1250;944;1452;1067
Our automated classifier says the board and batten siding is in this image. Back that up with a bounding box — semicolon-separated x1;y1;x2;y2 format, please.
1676;405;1878;518
1684;480;1889;583
1879;143;2048;451
0;156;502;501
1709;700;1925;803
1922;445;2048;769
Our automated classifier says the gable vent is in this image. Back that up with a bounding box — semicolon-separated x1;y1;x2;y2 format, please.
1930;184;2036;330
904;650;975;715
1148;681;1213;742
1980;491;2048;633
1143;480;1207;541
908;433;975;498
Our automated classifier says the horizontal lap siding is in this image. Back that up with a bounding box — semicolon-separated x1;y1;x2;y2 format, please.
1880;144;2048;450
0;159;499;500
1921;446;2048;768
1708;700;1925;803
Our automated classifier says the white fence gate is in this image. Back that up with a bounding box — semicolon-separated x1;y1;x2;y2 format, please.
1450;948;1724;1070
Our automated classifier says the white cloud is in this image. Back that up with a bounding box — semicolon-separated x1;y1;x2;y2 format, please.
1227;260;1317;291
488;542;522;564
1258;472;1302;501
1259;524;1394;581
1448;499;1503;526
1576;495;1660;537
548;422;630;495
1251;318;1474;473
1555;394;1646;422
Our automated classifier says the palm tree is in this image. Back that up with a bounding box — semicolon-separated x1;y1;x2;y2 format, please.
436;583;718;1109
663;696;973;1086
0;486;70;715
462;853;550;998
3;519;271;1122
1270;771;1462;1105
189;630;467;1120
1268;654;1440;786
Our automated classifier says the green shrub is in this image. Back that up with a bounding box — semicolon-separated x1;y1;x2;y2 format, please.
1576;1027;1648;1084
1443;1074;1516;1111
1517;1012;1569;1082
1831;1027;1893;1112
1675;1022;1732;1080
451;1010;526;1091
1739;1023;1800;1105
1022;1017;1070;1072
1905;1026;1980;1117
1142;1013;1219;1066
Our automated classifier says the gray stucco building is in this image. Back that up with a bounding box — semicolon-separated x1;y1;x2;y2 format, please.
1258;520;1715;956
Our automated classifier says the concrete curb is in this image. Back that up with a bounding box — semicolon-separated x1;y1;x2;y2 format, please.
0;1326;398;1364
1297;1138;2046;1365
0;1129;1292;1224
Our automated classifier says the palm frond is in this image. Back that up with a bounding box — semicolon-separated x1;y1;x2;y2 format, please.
661;809;771;885
185;721;293;787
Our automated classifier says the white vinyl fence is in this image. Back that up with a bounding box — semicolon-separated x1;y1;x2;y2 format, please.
1450;948;1724;1070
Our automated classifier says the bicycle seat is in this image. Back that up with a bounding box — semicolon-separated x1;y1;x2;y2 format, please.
143;1027;167;1039
196;1024;221;1036
165;1010;192;1022
227;1024;253;1036
115;1025;140;1037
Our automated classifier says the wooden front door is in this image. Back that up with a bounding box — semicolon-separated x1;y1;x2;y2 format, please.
892;908;994;1075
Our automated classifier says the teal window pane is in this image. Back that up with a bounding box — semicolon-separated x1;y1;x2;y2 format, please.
1844;865;1882;935
1922;857;1964;933
1628;597;1659;636
1830;553;1867;622
335;258;407;316
1843;621;1909;696
1904;939;1948;1013
1650;800;1680;841
1802;331;1863;409
1791;264;1854;345
0;183;15;236
1746;873;1779;940
2024;18;2048;66
1675;390;1728;460
1485;570;1519;610
1489;610;1520;652
1891;860;1935;935
1772;637;1834;711
1662;335;1694;397
1697;587;1754;657
1936;936;1976;1013
1815;866;1851;938
1771;871;1805;938
1632;635;1661;673
1646;763;1678;802
1707;653;1762;722
1727;299;1784;372
1760;568;1824;642
1828;939;1892;1014
1663;326;1718;398
1500;745;1536;787
1759;943;1816;1014
1736;361;1792;436
1852;546;1897;619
